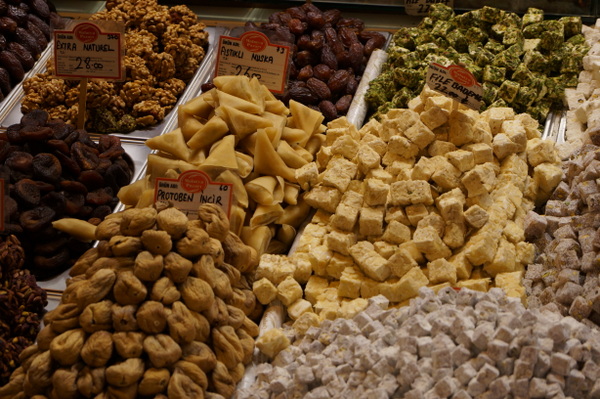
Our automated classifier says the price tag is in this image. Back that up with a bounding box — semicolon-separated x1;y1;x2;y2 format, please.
215;30;290;94
53;21;124;80
426;63;483;111
154;170;233;220
405;0;454;16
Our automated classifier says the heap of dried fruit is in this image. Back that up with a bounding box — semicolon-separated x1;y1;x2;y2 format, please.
0;203;260;399
1;110;133;278
0;235;47;386
21;0;209;133
0;0;59;102
253;1;386;121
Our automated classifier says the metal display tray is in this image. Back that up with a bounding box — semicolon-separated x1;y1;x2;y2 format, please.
0;26;228;141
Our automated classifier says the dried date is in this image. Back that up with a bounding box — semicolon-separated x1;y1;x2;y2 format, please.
307;77;331;100
288;18;307;35
309;30;325;51
286;7;306;22
338;27;359;46
318;100;337;121
288;82;318;104
296;50;315;67
363;32;386;56
306;11;325;29
297;65;313;81
335;94;353;114
313;64;332;81
323;9;341;26
320;45;338;70
348;42;364;71
328;69;351;93
346;76;359;95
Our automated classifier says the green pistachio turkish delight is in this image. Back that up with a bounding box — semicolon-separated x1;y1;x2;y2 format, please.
498;80;520;103
483;65;506;85
559;17;582;38
365;3;589;123
522;8;544;26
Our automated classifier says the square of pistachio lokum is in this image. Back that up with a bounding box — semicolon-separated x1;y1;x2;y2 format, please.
511;64;533;85
497;80;520;103
482;82;499;105
503;27;524;47
514;86;536;107
465;27;488;43
447;31;467;52
431;20;454;37
523;50;548;73
484;40;504;55
493;49;520;71
522;8;544;26
482;65;506;85
429;3;454;21
559;16;582;38
479;6;504;23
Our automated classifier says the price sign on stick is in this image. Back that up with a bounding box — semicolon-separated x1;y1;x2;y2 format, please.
215;30;290;94
154;170;233;220
405;0;454;16
53;21;125;129
426;63;483;111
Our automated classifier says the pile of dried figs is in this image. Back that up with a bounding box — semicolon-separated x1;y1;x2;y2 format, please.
0;0;60;101
254;1;387;121
1;110;133;278
0;203;260;399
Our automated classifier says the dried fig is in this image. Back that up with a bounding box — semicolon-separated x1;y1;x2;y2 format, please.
136;300;167;334
167;370;203;399
19;206;55;232
86;187;114;205
112;331;145;359
81;330;113;367
181;341;217;373
36;325;58;352
120;207;157;236
79;300;113;333
163;251;192;283
190;312;210;343
14;178;40;206
78;169;105;190
143;334;182;368
156;207;187;239
32;153;62;183
76;366;105;398
150;276;181;305
24;351;53;395
174;361;208;391
212;325;244;369
108;235;142;257
211;361;235;398
71;142;99;171
113;270;147;305
19;125;53;140
180;277;215;313
141;229;172;256
167;301;196;345
111;303;138;332
138;368;170;396
133;250;163;282
46;302;80;333
49;328;85;366
105;358;144;387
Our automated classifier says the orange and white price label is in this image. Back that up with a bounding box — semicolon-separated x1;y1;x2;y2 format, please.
405;0;454;16
426;63;483;111
216;30;290;94
154;170;233;220
53;21;124;80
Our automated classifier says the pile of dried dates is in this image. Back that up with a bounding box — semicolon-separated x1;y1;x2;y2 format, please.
254;2;386;121
0;110;133;278
0;0;60;101
0;235;47;386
